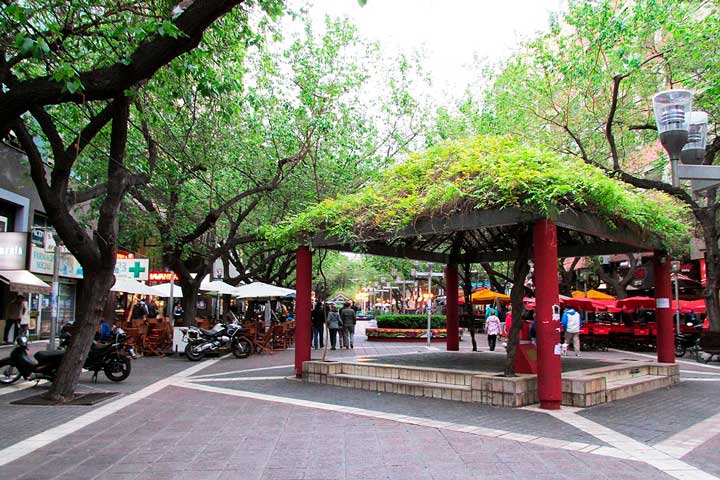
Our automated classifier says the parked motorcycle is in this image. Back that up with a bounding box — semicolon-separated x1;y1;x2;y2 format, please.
675;323;702;357
181;321;253;361
0;328;136;385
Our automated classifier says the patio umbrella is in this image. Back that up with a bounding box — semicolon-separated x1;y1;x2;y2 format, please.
616;296;655;311
233;281;295;299
111;276;157;296
470;288;510;304
572;289;616;300
200;279;238;295
150;282;184;298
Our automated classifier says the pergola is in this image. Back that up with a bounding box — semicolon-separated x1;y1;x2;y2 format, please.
286;136;686;410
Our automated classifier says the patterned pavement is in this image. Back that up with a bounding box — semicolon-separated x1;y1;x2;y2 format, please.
0;330;719;479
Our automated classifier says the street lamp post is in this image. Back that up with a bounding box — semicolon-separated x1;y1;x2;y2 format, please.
671;261;681;334
48;240;62;351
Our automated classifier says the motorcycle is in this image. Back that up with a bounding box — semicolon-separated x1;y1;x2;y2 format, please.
675;323;703;357
181;321;253;361
0;328;136;385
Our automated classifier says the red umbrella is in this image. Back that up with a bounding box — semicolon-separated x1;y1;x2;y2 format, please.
616;296;656;312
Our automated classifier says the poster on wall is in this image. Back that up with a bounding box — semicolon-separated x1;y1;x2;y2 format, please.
29;245;83;278
0;232;26;269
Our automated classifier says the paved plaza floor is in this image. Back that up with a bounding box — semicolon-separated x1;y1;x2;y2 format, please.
1;326;720;479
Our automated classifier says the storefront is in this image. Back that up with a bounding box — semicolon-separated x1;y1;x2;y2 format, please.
27;238;83;338
0;232;52;340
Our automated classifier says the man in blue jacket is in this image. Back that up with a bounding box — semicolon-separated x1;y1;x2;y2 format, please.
561;306;582;356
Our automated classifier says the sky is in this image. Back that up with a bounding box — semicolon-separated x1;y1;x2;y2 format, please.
294;0;568;100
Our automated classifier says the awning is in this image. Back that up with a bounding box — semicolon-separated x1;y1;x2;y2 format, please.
111;276;157;296
234;282;295;299
200;279;238;295
150;282;184;298
0;270;51;295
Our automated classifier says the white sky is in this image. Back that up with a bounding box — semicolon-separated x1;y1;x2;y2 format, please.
295;0;567;100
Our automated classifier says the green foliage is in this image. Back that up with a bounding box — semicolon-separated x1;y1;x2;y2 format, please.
268;135;690;250
376;314;446;329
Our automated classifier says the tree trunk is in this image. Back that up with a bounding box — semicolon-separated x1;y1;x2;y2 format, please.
700;212;720;332
44;266;116;402
180;280;202;327
504;228;533;377
462;262;477;351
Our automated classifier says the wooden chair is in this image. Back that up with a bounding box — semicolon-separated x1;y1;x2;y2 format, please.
143;323;170;357
254;324;276;355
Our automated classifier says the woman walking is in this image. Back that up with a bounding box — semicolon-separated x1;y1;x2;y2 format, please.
311;301;325;350
327;305;341;350
485;310;502;351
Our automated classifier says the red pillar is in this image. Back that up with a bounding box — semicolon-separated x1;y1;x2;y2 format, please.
295;246;312;377
445;264;459;351
654;253;675;364
533;220;562;410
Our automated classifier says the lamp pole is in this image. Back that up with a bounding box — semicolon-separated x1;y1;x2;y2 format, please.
48;241;62;351
427;262;433;346
671;261;681;334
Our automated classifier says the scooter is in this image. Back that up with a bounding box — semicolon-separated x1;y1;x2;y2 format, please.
675;323;703;357
0;328;136;385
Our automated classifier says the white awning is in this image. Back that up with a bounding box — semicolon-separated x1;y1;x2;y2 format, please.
233;282;295;299
110;276;157;296
200;279;238;295
0;270;51;295
150;282;184;298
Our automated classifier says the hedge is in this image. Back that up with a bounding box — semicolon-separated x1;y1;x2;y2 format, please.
376;314;446;329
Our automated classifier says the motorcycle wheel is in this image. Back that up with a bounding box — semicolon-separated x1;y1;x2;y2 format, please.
104;357;131;382
0;359;21;385
232;338;253;359
184;343;205;362
675;344;686;358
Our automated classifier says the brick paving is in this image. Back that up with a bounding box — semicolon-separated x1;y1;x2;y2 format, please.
682;432;720;477
0;386;673;480
578;379;720;444
190;377;604;445
0;355;191;449
2;333;720;479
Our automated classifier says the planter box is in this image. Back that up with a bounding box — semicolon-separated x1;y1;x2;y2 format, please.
366;327;463;342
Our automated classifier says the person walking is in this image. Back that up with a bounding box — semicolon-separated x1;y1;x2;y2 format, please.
340;302;357;349
562;306;582;356
484;309;501;351
4;294;26;343
327;305;341;350
311;301;325;350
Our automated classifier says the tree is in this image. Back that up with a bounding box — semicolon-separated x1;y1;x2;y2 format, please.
5;1;285;401
483;0;720;330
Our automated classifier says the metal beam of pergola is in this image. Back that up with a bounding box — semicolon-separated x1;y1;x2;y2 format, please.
310;207;662;264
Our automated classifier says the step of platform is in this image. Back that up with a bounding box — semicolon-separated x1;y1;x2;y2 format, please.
327;372;473;402
606;374;673;402
339;362;476;387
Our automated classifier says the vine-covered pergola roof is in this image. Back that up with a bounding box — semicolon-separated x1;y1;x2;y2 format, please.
272;136;689;263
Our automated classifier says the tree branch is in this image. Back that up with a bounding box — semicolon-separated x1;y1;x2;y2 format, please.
1;0;249;135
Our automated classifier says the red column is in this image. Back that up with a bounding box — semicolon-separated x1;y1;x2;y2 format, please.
533;220;562;410
445;264;459;351
654;253;675;364
295;246;312;377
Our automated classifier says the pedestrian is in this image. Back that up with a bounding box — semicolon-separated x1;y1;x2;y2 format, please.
19;299;31;337
4;294;26;343
562;306;582;356
173;302;184;323
484;309;501;351
340;302;357;349
311;301;325;350
503;305;512;337
327;305;341;350
147;297;159;319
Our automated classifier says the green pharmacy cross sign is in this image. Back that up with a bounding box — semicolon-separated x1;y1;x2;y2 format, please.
128;261;146;278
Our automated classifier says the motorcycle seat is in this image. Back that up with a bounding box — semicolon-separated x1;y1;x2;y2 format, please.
34;350;65;363
200;328;219;337
90;342;113;353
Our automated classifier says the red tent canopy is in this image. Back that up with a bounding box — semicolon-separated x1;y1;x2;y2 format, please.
616;296;656;312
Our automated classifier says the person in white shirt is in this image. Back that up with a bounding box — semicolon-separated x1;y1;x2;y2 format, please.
484;312;502;351
561;307;582;356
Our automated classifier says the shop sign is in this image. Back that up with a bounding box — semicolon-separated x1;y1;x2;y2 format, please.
29;244;83;279
116;251;135;259
115;258;149;280
0;232;26;270
149;271;178;282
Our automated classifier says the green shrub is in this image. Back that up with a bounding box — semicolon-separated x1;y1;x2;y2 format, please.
376;314;446;329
